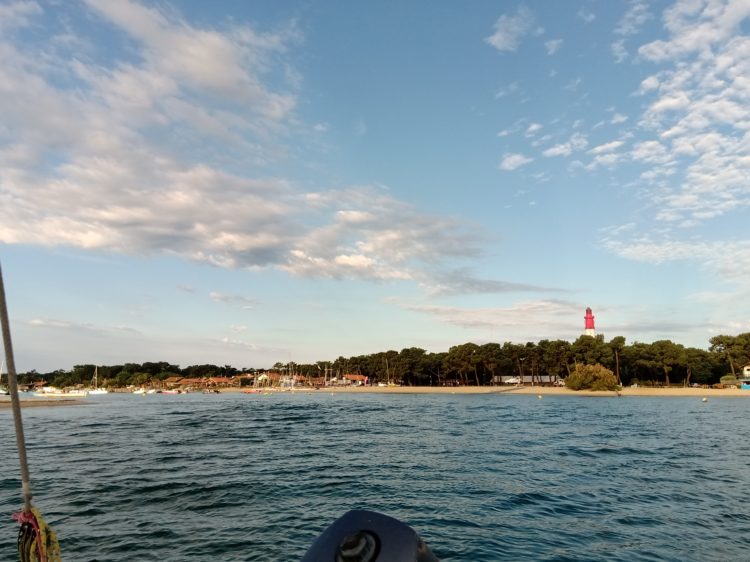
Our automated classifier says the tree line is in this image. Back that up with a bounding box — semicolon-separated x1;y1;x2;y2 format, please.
14;333;750;389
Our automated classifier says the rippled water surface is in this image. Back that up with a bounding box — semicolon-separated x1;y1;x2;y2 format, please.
1;392;750;561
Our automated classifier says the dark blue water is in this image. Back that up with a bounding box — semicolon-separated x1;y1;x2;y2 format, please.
1;392;749;561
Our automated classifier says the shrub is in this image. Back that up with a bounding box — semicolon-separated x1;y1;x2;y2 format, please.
565;364;619;391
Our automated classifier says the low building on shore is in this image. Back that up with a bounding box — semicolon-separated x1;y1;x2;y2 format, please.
163;376;184;388
493;374;562;386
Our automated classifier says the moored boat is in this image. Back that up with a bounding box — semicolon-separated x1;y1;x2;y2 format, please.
35;387;88;398
86;366;108;395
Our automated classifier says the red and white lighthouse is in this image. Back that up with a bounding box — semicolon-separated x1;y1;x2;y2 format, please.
584;307;595;337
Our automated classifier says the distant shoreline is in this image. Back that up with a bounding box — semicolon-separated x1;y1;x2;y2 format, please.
2;386;746;407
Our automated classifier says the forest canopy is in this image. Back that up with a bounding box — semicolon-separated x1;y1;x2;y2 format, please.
13;333;750;389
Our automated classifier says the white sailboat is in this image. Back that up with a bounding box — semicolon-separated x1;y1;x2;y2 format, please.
87;366;108;395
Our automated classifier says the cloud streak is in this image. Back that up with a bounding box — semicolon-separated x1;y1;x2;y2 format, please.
485;6;535;52
0;1;524;297
499;153;533;170
402;299;584;337
209;292;259;309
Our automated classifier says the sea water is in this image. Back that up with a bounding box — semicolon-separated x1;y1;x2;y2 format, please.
1;392;749;561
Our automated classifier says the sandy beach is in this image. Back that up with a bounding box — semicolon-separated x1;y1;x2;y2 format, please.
2;387;745;406
507;385;749;397
0;398;85;409
227;385;750;397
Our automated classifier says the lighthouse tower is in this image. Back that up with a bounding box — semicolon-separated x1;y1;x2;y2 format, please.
584;307;596;337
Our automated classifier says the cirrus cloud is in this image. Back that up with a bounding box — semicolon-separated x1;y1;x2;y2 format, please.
499;153;533;171
485;6;535;52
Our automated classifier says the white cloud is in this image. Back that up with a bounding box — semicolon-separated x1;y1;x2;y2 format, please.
649;92;691;113
0;0;41;30
28;317;142;336
543;145;571;157
542;133;588;157
631;140;673;165
530;133;553;147
611;39;628;63
336;210;375;224
279;187;482;282
499;153;533;170
639;0;750;62
563;77;582;91
334;254;374;268
403;299;583;337
611;113;629;124
578;8;596;24
611;0;652;62
84;0;299;122
590;2;750;228
615;0;652;36
544;39;563;55
0;3;488;290
605;238;750;283
495;81;521;98
525;123;543;136
589;140;624;154
209;292;259;309
640;75;660;92
420;268;559;297
485;6;535;52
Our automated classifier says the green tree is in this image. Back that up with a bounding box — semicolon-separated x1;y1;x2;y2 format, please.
649;340;686;386
608;336;626;385
478;343;502;384
444;343;480;385
684;347;717;386
398;347;428;386
537;339;571;381
571;335;613;368
709;333;750;377
565;363;618;391
500;342;528;379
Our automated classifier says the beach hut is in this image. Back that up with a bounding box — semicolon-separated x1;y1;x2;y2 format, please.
740;363;750;389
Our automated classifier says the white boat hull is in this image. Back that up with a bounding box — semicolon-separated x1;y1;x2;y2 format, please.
36;390;88;398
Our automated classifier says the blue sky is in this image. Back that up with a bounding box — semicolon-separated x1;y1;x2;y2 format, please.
1;0;749;371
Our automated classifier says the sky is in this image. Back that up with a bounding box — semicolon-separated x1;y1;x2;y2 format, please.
1;0;749;372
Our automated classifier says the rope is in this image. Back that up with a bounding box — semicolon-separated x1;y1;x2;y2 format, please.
14;508;61;562
0;264;61;561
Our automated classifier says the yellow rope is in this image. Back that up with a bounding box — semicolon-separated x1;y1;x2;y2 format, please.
34;507;61;562
17;508;61;562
